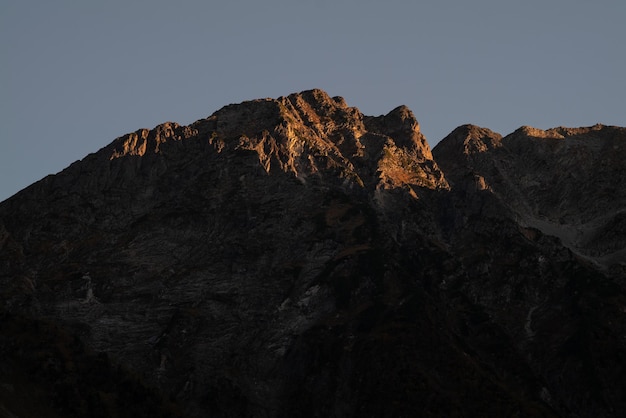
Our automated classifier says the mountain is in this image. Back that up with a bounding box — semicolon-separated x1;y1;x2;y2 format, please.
1;89;624;417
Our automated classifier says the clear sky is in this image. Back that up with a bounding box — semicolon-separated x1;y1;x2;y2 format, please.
2;0;625;202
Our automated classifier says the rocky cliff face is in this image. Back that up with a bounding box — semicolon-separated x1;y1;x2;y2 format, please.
433;123;626;272
1;89;624;417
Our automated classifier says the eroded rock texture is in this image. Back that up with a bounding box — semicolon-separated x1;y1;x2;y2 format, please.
1;89;624;417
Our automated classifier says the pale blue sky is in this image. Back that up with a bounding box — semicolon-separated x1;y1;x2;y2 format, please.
2;0;625;201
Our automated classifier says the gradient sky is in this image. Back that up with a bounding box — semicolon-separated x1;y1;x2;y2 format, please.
2;0;625;202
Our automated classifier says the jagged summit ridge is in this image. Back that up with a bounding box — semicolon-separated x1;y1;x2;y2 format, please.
104;88;448;194
433;121;626;268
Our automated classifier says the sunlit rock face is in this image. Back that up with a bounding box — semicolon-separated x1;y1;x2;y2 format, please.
1;90;625;417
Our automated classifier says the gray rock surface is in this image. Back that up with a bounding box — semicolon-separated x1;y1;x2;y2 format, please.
1;89;624;417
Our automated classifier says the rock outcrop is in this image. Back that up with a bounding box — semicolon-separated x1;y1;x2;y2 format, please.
0;89;624;417
433;123;626;271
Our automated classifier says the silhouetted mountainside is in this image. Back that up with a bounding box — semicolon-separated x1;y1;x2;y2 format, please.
1;89;624;417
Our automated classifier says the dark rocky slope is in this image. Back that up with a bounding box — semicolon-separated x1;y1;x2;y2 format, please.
1;89;624;417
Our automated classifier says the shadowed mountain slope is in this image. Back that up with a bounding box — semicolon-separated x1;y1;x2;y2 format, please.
1;90;624;417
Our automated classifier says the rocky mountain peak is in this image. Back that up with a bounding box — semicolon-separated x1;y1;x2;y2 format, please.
431;124;502;192
435;124;503;156
434;121;626;271
363;105;428;153
103;89;449;195
1;90;625;418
